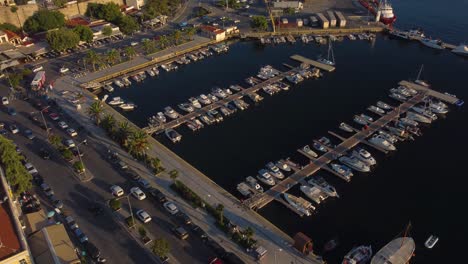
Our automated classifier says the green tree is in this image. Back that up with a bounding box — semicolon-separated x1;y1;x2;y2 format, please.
251;16;268;31
143;0;170;17
116;15;140;35
0;23;20;33
23;10;65;33
102;25;113;37
109;198;121;211
116;121;133;147
85;50;100;72
106;49;120;65
124;46;137;59
0;136;32;194
7;73;22;88
169;169;178;182
158;35;169;49
128;130;149;157
216;204;225;225
73;25;94;43
49;134;62;148
138;226;147;238
87;101;104;125
184;27;196;41
101;113;116;134
142;39;156;54
86;3;122;22
151;238;170;258
243;226;255;243
9;7;22;32
46;28;80;51
73;161;85;173
172;30;182;45
53;0;67;8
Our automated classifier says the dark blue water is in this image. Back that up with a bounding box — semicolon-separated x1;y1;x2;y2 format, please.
111;1;468;263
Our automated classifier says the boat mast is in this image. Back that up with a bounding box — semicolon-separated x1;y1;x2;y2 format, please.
416;64;424;80
329;41;335;64
400;222;412;248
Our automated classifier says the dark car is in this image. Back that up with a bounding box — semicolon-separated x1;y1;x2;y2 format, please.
148;188;167;203
71;148;84;157
39;148;50;160
49;196;63;209
125;169;140;181
84;241;101;259
206;238;227;257
74;228;88;243
7;107;16;116
191;225;208;241
33;174;44;186
175;212;192;225
222;252;245;264
39;122;52;131
172;226;189;240
24;129;35;140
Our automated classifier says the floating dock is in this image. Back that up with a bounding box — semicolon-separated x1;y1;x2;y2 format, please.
290;55;336;72
398;80;461;105
244;90;427;210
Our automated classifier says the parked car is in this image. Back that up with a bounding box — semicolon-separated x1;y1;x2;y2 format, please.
84;241;102;260
172;226;189;240
65;216;79;230
63;139;76;148
137;178;151;189
24;163;38;175
136;209;152;223
58;121;68;129
163;201;179;215
192;225;208;241
110;185;124;197
2;97;9;105
175;212;192;225
7;107;16;116
50;196;63;209
66;128;78;137
74;228;88;243
148;188;167;203
24;129;35;140
32;65;44;72
40;183;54;196
118;160;128;170
125;169;140;181
130;187;146;200
49;112;59;121
39;148;50;159
8;124;19;134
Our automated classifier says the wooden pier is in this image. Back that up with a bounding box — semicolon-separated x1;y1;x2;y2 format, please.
244;91;427;210
290;55;336;72
398;80;461;105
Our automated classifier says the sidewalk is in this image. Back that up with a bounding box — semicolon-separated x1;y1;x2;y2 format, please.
52;75;325;264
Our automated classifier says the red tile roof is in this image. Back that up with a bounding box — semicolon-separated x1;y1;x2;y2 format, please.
4;30;20;40
200;25;225;34
66;17;91;27
0;202;21;260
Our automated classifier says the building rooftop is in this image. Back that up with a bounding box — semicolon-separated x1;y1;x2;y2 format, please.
200;25;225;34
0;183;21;261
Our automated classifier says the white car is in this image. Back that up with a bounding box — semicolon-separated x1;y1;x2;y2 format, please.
60;67;69;73
66;128;78;137
58;121;68;129
25;163;38;175
32;65;43;72
63;139;75;148
163;201;179;215
136;209;152;223
110;185;124;197
9;124;19;134
130;42;138;46
1;97;8;105
130;187;146;200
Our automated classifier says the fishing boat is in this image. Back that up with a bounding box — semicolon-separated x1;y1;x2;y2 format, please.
302;145;318;158
339;122;354;132
308;176;339;198
358;0;396;25
343;245;372;264
165;129;182;143
424;235;439;249
282;193;314;216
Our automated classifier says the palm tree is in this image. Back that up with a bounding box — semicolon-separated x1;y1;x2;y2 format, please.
106;49;120;65
116;121;133;147
101;113;116;134
10;6;22;33
142;39;156;54
128;130;149;157
172;30;182;45
86;50;99;72
243;227;255;243
185;27;196;41
124;46;137;59
159;35;169;49
87;101;104;125
97;54;107;70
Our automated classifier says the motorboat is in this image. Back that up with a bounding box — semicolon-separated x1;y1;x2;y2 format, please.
339;122;354;132
429;104;449;114
119;103;136;110
319;137;333;147
164;106;180;119
104;84;114;92
371;237;414;264
146;69;156;77
108;97;124;105
275;160;292;172
313;142;328;153
399;117;419;127
223;88;233;95
377;101;393;110
257;169;276;186
282;193;314;216
193;119;204;129
156;112;166;123
178;103;194;113
300;185;326;204
420;38;445;50
389;92;407;102
424;235;439;249
207;110;223;122
237;182;253;197
330;163;353;181
399;85;418;95
378;130;399;144
114;80;124;88
165;129;181;143
353;115;368;125
199;115;213;125
352;148;377;166
411;106;438;120
246;176;264;193
367;105;385;115
188;97;202;109
229;85;243;92
343;245;372;264
207;93;219;102
452;44;468;57
360;114;374;123
339;156;370;172
302;145;318;158
276;82;290;91
308;176;339;198
247;92;264;103
406;112;431;124
266;162;285;179
390;87;411;97
369;135;396;151
219;107;232;116
211;87;227;98
198;94;212;105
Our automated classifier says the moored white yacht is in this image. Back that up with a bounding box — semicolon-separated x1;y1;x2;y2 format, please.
156;112;166;123
302;145;318;158
406;112;431;124
211;87;227;98
353;115;368;125
164;106;180;119
246;176;264;193
282;193;314;216
178;103;194;113
343;245;372;264
411;106;438;120
188;97;202;109
300;185;327;204
275;160;292;172
352;148;376;166
257;169;276;186
119;103;136;110
165;129;181;143
266;162;285;179
377;101;393;110
308;176;339;198
339;156;370;172
330;163;353;181
339;122;354;132
108;97;124;105
360;114;374;123
367;105;386;115
399;117;419;127
198;94;212;105
452;44;468;57
420;38;445;50
369;135;396;151
389;92;407;102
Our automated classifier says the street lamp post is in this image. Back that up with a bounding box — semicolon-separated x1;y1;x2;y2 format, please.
75;139;88;176
39;106;51;139
116;194;135;228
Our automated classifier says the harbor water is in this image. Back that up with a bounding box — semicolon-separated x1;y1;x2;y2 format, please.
110;0;467;262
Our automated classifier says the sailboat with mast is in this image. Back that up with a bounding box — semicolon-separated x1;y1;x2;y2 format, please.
371;223;415;264
414;65;430;87
318;41;335;66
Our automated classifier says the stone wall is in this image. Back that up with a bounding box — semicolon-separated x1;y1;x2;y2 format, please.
0;0;124;28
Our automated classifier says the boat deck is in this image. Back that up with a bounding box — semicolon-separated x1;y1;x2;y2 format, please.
244;91;426;209
290;55;336;72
